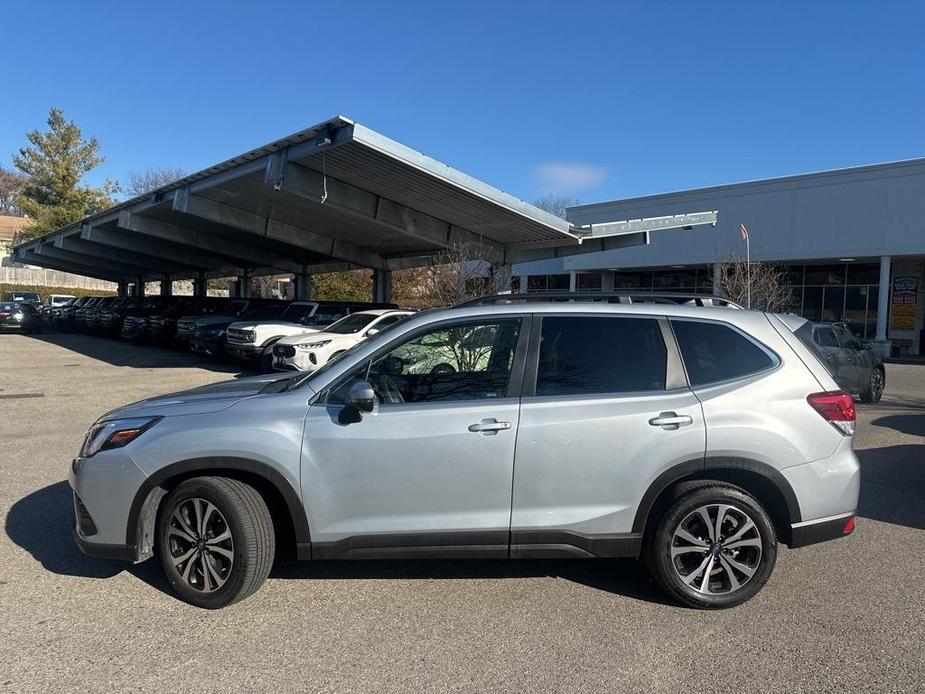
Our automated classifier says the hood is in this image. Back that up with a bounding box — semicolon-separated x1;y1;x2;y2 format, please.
182;313;236;327
277;329;354;347
99;372;296;420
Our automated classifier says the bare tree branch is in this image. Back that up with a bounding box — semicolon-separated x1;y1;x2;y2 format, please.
124;167;188;197
719;257;793;311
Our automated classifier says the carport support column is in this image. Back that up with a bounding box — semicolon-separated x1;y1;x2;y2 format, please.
294;271;312;301
236;271;252;298
713;262;722;296
160;277;173;297
193;272;207;298
372;269;392;303
874;255;892;357
490;263;512;293
135;277;145;298
117;281;128;298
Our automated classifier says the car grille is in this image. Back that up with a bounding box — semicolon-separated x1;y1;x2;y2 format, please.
226;328;252;344
274;344;296;358
176;319;195;334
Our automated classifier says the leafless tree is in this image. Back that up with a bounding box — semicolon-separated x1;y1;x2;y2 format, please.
395;244;513;308
532;194;579;220
719;258;793;311
124;167;188;197
0;165;27;215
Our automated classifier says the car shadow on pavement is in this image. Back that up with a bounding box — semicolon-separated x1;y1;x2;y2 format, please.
856;444;925;531
5;481;125;579
268;555;674;605
870;413;925;437
20;332;259;377
6;482;671;605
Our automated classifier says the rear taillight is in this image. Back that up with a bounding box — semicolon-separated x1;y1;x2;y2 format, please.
842;516;856;534
807;391;856;436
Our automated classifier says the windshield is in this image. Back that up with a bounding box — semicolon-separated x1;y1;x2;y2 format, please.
13;293;40;302
325;313;378;334
0;303;20;312
280;303;317;323
240;304;286;321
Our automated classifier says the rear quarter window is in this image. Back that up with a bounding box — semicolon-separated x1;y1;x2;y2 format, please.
672;319;776;386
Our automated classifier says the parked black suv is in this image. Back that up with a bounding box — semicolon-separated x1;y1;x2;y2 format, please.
804;321;885;402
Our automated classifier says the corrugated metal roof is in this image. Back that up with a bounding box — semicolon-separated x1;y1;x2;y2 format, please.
12;116;580;282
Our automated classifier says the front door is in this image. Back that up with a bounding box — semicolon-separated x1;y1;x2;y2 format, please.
301;316;527;558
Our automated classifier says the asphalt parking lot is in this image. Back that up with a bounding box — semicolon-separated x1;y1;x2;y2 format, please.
1;332;923;693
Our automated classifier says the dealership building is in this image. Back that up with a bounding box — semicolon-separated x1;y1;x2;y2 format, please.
515;157;925;356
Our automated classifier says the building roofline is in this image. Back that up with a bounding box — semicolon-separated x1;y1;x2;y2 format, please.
568;155;925;213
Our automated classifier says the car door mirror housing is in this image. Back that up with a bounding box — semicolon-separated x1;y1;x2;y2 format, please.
345;380;376;414
366;327;379;337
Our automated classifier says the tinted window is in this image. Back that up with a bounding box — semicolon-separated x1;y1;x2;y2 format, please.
535;317;666;396
814;327;838;347
672;320;775;386
833;326;860;349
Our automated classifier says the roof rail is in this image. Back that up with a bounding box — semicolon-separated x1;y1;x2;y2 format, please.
457;292;744;309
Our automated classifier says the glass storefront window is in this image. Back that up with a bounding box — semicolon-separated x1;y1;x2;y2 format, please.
846;263;880;285
548;274;570;291
805;264;846;285
822;285;846;322
577;272;602;290
613;272;652;289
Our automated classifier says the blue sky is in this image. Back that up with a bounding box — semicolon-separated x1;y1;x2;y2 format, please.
3;1;924;206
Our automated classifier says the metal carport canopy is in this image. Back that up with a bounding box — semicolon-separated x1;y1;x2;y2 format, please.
11;116;600;284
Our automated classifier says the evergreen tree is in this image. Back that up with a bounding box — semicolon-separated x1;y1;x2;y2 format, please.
13;107;118;238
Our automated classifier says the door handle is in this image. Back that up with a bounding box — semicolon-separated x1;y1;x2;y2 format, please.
648;412;693;430
468;418;512;435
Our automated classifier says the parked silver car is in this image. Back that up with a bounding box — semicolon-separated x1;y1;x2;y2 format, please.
69;295;859;609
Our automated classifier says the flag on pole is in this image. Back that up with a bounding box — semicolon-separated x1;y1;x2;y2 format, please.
740;224;749;240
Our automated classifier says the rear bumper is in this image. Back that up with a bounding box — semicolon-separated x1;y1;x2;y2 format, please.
790;512;856;548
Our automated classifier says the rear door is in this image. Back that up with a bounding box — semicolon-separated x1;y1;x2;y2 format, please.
511;314;706;555
833;324;866;391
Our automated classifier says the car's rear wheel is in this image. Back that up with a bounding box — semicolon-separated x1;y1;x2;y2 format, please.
157;477;275;609
860;368;885;403
644;481;777;609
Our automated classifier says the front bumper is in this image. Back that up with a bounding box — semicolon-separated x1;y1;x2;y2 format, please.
190;336;225;356
226;343;260;361
69;449;149;562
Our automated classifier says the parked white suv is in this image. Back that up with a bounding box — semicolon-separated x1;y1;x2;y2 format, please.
225;300;398;370
272;309;413;371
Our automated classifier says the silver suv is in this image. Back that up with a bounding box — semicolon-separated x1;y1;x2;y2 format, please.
70;295;860;609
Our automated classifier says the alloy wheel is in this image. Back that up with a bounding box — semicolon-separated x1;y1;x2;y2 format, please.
871;370;884;400
166;497;234;593
670;503;762;595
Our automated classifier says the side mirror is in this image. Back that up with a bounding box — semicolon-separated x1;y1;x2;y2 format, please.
339;380;376;425
345;380;376;414
366;327;379;337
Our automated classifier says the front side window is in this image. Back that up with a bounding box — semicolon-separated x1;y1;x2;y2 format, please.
672;320;775;386
330;319;521;404
535;316;667;396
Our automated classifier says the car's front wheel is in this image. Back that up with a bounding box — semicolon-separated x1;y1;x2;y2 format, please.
157;477;275;609
644;481;777;609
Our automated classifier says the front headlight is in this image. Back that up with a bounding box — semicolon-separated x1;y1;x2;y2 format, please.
243;330;257;343
298;340;331;350
79;417;162;458
13;312;24;321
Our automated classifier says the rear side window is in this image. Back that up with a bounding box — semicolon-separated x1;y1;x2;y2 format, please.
672;320;775;386
814;327;838;347
535;316;667;396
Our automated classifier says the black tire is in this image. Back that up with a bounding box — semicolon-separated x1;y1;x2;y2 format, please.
259;348;275;372
644;481;777;609
860;367;885;403
157;477;275;609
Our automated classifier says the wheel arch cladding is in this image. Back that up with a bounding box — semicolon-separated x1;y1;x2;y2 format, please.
127;457;310;560
633;457;801;546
